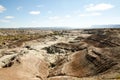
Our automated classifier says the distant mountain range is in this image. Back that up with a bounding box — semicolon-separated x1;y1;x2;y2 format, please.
91;25;120;28
0;25;120;30
18;27;73;30
20;25;120;30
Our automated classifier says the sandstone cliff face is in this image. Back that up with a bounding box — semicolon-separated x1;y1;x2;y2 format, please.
0;29;120;80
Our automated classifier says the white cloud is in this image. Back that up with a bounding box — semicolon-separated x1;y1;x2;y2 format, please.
0;19;10;23
79;12;101;17
29;11;40;15
17;6;23;11
65;15;71;18
49;16;60;20
5;16;15;19
0;5;6;13
85;3;114;11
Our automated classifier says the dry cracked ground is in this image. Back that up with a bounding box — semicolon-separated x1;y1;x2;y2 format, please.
0;28;120;80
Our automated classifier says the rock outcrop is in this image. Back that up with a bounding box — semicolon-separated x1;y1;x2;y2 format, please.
43;42;88;54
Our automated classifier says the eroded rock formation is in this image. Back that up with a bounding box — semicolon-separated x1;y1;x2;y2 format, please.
0;28;120;80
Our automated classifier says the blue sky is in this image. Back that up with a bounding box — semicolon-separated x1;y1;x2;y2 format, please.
0;0;120;28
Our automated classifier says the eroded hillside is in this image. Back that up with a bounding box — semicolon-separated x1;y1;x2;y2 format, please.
0;28;120;80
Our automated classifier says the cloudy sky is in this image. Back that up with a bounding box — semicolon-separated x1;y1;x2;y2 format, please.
0;0;120;28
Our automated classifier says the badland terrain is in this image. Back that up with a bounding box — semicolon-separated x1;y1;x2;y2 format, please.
0;28;120;80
